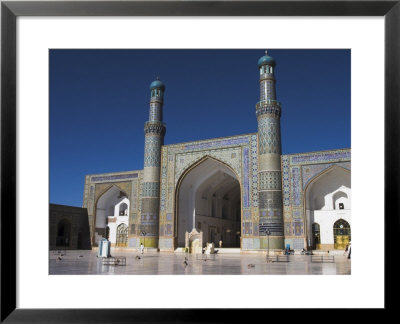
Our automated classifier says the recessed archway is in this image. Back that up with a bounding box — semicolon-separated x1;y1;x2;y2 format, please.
305;165;351;250
94;185;129;245
176;157;241;248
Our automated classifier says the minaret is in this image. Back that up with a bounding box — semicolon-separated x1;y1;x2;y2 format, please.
256;51;284;249
141;78;166;248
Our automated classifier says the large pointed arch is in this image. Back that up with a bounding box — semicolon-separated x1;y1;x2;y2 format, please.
93;184;129;245
174;156;242;248
303;164;351;250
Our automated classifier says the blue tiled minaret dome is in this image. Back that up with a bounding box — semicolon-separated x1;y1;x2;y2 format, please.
140;77;166;247
256;50;284;249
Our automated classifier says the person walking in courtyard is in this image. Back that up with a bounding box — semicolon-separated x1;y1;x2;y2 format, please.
140;243;144;255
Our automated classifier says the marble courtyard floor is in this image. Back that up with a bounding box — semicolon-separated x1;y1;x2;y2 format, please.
49;249;351;275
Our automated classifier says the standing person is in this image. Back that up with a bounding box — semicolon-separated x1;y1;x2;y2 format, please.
219;239;223;248
140;243;144;255
344;244;349;256
347;242;351;259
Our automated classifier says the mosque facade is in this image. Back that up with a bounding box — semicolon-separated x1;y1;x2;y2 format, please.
81;52;351;252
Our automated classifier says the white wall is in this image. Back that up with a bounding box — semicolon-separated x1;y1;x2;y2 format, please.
305;166;351;248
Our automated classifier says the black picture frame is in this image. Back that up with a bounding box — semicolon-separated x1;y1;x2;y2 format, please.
1;0;398;322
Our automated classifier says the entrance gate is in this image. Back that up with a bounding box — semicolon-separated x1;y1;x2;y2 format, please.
333;219;351;249
116;224;128;247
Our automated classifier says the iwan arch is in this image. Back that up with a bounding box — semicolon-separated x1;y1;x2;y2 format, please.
82;51;351;252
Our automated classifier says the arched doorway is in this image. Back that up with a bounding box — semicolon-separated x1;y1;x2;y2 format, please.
304;165;351;250
56;219;71;247
333;219;351;249
94;186;129;246
116;224;128;247
312;223;321;250
176;157;241;249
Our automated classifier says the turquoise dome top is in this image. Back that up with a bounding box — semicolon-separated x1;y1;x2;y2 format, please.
258;51;276;67
150;79;165;91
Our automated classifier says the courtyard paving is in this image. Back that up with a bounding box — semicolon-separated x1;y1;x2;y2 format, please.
49;249;351;275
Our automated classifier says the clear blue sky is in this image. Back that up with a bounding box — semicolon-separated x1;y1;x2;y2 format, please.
50;49;350;207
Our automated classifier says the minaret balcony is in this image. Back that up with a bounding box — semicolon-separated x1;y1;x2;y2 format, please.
144;121;166;135
256;100;282;117
150;96;163;102
259;73;275;81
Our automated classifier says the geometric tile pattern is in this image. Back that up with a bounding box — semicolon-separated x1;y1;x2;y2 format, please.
90;173;138;182
144;135;162;167
149;102;162;122
141;182;160;197
258;191;283;209
260;80;276;101
251;135;258;207
291;167;301;206
258;117;281;155
282;156;290;206
242;147;250;208
293;221;304;236
258;171;282;190
259;222;283;236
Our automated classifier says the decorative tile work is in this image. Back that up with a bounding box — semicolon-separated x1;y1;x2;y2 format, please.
140;198;160;214
144;121;166;136
242;222;253;235
149;102;162;122
259;222;283;236
251;135;258;207
258;117;281;155
243;147;250;208
258;171;282;190
302;162;351;189
293;221;303;236
242;238;253;249
282;156;291;207
165;224;172;236
284;206;292;220
141;182;160;197
160;148;168;212
253;223;259;236
293;238;304;250
285;223;292;236
91;173;138;182
243;209;251;220
144;136;162;167
292;208;303;219
258;191;283;209
291;167;301;206
88;185;95;214
260;80;276;101
255;101;281;118
130;180;138;211
166;213;172;221
174;147;242;186
183;137;249;151
290;150;350;165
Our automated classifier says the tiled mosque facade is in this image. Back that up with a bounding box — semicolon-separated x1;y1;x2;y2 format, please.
82;52;351;252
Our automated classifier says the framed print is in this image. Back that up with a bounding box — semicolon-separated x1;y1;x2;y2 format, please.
1;0;398;322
